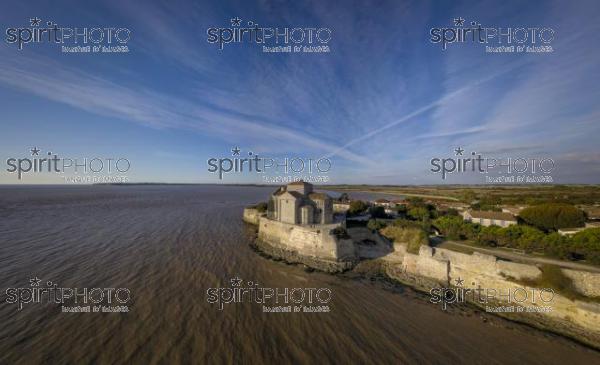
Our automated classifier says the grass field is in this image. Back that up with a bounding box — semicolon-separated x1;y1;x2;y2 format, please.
320;184;600;205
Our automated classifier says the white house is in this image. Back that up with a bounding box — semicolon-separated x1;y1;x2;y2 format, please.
462;210;517;227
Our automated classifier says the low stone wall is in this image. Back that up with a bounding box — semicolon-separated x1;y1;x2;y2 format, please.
242;208;263;225
383;244;600;348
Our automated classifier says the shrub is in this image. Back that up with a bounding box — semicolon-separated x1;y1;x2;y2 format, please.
380;226;428;254
391;218;423;229
367;219;387;231
407;207;429;221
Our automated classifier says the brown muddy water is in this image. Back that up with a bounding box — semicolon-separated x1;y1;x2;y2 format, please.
0;185;599;364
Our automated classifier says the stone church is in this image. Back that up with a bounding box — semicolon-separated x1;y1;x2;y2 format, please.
267;181;333;225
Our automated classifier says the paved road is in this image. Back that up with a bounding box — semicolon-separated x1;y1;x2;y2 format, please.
435;239;600;273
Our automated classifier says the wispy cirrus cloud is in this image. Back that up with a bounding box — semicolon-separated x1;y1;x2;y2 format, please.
0;48;373;165
0;0;599;183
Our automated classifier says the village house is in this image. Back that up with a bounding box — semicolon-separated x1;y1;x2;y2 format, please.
579;205;600;221
462;210;517;227
267;181;333;225
373;198;394;208
384;207;398;217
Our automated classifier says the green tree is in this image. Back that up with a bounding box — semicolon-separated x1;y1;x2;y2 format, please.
369;206;387;219
394;204;408;218
348;200;369;216
543;232;572;259
515;226;546;252
519;203;586;231
433;215;464;240
570;228;600;264
408;207;429;221
476;225;503;247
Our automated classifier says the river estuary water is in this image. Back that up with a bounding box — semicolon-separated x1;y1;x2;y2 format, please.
0;185;599;364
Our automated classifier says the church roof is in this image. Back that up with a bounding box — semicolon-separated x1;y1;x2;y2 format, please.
279;191;303;199
289;191;304;198
272;187;286;196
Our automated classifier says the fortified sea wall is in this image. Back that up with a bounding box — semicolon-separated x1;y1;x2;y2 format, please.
385;244;600;348
243;207;357;272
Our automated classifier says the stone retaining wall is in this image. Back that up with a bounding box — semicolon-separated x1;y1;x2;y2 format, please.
384;244;600;348
255;217;356;272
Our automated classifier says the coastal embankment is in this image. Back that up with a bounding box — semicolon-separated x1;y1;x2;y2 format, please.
244;207;600;349
382;243;600;349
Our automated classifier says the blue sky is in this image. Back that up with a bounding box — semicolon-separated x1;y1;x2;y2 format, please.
1;0;599;184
